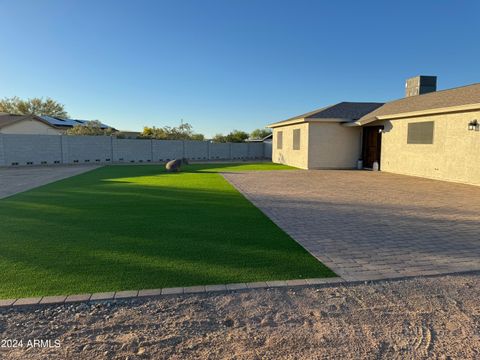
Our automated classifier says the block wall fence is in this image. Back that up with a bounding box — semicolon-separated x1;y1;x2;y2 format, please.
0;134;272;167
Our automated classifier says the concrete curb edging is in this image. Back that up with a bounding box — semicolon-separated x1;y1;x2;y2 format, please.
0;277;344;309
5;270;478;309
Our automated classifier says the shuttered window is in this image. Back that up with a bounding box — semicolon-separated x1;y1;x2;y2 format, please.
407;121;434;144
277;131;283;149
293;129;301;150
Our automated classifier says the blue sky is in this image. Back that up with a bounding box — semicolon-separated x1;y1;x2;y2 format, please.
0;1;479;136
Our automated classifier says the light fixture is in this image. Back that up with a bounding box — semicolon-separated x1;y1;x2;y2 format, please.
468;119;479;131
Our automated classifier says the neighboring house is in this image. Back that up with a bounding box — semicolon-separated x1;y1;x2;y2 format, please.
268;76;480;186
245;133;272;143
0;114;63;135
0;114;113;135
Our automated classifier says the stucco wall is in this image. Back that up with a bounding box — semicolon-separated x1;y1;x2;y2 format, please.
380;110;480;186
0;119;63;135
308;123;361;169
272;123;309;169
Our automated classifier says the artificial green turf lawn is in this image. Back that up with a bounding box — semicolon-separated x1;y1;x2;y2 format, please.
0;163;335;298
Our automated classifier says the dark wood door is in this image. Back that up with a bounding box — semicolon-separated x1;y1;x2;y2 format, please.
362;126;383;169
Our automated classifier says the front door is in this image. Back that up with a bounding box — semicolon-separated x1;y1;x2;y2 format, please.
362;126;383;169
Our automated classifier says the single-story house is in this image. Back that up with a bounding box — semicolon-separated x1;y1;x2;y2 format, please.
0;114;64;135
0;113;113;135
268;76;480;186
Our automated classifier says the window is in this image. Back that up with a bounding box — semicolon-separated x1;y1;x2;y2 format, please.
407;121;434;144
292;129;301;150
277;131;283;149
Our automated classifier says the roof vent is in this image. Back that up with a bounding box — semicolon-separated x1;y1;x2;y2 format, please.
405;75;437;97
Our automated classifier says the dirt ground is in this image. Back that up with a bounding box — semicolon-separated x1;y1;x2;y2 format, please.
1;273;479;360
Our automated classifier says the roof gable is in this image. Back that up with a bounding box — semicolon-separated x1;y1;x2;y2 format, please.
0;114;59;130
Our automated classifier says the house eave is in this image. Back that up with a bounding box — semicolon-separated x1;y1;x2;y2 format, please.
267;117;352;128
357;102;480;126
0;114;63;131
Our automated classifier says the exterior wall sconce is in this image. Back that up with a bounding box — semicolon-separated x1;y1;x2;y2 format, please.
468;119;479;131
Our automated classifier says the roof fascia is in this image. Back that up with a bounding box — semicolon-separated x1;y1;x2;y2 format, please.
356;102;480;126
267;117;350;128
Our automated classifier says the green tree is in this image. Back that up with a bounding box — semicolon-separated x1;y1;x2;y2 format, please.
226;130;249;143
141;122;204;140
140;126;168;139
66;120;116;136
190;133;205;141
0;96;69;118
212;133;227;143
250;128;271;140
166;122;193;140
212;130;249;143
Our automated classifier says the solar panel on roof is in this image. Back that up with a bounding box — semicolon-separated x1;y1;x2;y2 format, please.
40;115;111;129
63;119;83;126
40;115;68;126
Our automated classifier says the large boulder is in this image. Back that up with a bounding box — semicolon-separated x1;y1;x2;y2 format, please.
165;158;189;172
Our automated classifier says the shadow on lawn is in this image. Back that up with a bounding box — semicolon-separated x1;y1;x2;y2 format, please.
0;166;332;297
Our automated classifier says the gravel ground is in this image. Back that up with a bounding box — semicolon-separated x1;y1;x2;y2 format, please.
1;273;479;359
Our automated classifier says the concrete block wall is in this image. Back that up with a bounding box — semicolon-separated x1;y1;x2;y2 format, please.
2;134;62;166
231;143;249;159
264;142;272;159
0;134;268;167
113;138;153;163
152;140;183;161
209;143;230;160
185;141;208;160
0;135;5;166
247;143;265;159
62;136;113;165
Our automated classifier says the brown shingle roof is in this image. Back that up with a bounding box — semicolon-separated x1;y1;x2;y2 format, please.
358;83;480;124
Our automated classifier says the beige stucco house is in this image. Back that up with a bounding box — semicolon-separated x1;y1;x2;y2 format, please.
0;114;63;135
0;113;114;135
268;76;480;186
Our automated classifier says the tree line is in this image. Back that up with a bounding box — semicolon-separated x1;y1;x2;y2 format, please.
0;96;271;142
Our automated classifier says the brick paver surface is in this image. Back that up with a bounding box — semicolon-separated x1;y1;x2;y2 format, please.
0;165;100;199
223;170;480;281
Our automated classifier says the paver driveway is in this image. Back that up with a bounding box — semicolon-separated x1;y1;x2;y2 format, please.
223;170;480;281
